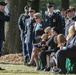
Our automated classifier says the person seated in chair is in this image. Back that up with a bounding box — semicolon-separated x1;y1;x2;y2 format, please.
54;25;76;74
27;34;48;70
50;34;66;73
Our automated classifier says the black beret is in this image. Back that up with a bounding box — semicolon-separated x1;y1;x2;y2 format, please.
66;8;74;13
72;8;75;11
47;3;54;8
0;1;7;6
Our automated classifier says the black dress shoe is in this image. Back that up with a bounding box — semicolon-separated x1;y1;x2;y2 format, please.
44;67;50;71
24;56;29;65
40;67;45;70
0;67;5;70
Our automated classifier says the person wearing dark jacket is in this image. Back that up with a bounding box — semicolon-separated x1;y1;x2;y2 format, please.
0;1;10;56
55;25;76;74
43;3;62;32
39;27;60;71
18;6;30;64
0;1;10;70
25;8;35;60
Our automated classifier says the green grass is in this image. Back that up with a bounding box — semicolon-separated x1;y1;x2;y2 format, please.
0;63;74;75
0;63;52;75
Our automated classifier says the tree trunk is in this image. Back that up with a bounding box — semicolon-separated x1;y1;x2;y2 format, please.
61;0;69;10
3;0;27;54
31;0;40;12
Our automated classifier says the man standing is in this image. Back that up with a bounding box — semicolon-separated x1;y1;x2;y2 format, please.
44;3;62;33
65;8;75;36
25;8;35;60
0;1;10;56
18;6;29;64
60;8;66;34
0;1;10;70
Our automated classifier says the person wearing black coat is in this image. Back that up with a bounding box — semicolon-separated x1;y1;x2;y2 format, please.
55;25;76;74
0;1;10;70
18;6;30;64
0;2;10;56
39;27;60;70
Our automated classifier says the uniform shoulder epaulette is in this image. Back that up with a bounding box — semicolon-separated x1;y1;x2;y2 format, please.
53;12;59;16
53;12;58;15
53;12;57;14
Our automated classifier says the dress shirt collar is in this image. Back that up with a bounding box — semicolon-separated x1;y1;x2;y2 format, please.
48;12;53;16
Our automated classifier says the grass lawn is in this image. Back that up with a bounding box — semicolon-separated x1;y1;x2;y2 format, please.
0;63;75;75
0;63;53;75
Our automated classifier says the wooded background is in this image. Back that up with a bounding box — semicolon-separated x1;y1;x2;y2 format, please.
1;0;76;54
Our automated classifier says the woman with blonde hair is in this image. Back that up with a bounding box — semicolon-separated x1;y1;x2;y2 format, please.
27;26;52;70
50;34;66;71
33;13;42;43
57;34;66;49
44;26;51;37
54;25;76;73
40;27;60;71
27;34;48;70
66;25;76;41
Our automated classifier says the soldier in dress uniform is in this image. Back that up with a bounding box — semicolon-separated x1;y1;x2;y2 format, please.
43;3;62;32
65;8;76;36
18;6;30;64
25;7;35;61
60;8;67;34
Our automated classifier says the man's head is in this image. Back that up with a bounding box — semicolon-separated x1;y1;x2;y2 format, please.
0;1;7;11
29;7;35;17
60;8;66;16
66;8;75;18
47;3;54;13
24;6;29;14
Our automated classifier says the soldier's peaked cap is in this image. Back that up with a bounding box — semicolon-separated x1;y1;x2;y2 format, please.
0;1;7;6
47;3;54;8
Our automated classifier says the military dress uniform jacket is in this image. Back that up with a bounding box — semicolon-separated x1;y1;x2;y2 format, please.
25;18;34;43
44;12;62;30
0;11;10;41
18;13;30;31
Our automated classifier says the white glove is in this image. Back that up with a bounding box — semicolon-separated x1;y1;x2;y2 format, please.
4;6;9;14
